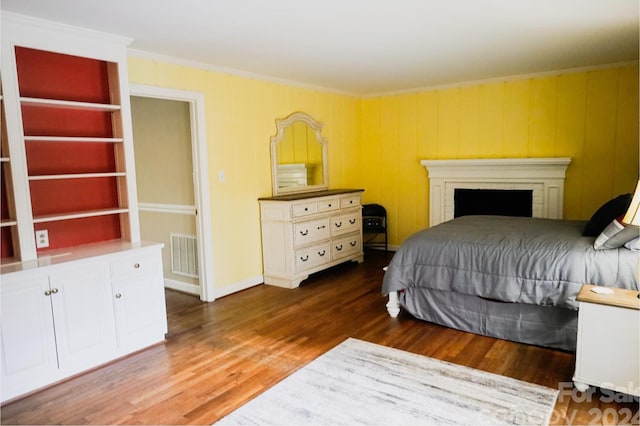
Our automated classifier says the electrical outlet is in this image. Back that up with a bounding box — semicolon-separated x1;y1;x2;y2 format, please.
35;230;49;248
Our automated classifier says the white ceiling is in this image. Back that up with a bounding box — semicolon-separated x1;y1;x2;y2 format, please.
2;0;638;95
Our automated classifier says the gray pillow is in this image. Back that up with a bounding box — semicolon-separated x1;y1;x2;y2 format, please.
593;219;639;250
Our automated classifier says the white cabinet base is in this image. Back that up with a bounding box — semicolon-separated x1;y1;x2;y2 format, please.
572;285;640;397
1;241;167;403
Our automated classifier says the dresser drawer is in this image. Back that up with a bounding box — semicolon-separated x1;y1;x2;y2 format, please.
110;253;160;281
293;218;330;247
292;201;317;217
332;233;362;260
317;197;340;213
295;242;331;272
331;212;361;236
340;195;360;209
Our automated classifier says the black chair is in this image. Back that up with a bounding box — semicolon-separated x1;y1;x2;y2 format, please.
362;203;387;252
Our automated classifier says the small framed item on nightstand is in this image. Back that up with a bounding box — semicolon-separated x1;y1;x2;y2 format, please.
572;284;640;397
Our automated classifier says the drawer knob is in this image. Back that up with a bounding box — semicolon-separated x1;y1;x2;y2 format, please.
134;263;141;269
115;293;122;299
336;244;343;251
300;229;309;236
318;250;326;256
349;219;356;224
304;207;308;211
300;255;309;262
328;204;332;207
317;225;326;230
350;241;357;247
335;221;342;228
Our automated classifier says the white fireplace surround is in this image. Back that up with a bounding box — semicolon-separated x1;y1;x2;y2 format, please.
421;158;571;227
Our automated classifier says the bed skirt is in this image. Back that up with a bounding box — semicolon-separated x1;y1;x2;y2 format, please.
398;287;578;352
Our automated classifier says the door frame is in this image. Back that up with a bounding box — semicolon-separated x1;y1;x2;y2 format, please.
129;84;215;302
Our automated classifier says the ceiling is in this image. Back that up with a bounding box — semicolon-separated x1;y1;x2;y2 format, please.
2;0;638;96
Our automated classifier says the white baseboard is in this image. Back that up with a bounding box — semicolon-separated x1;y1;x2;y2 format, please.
164;275;264;299
215;275;264;298
164;278;200;296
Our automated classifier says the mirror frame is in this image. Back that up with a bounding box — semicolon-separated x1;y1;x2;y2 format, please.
270;112;329;196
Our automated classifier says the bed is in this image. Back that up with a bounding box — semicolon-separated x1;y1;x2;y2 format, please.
381;215;639;351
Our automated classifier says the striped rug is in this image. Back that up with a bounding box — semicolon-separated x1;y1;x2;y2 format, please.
215;338;558;425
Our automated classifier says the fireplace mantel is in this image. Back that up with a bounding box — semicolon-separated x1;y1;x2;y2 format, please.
421;158;571;226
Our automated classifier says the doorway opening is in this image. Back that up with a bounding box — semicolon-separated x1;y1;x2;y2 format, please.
130;85;214;302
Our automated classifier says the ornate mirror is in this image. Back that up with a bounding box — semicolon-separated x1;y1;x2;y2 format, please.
271;112;328;195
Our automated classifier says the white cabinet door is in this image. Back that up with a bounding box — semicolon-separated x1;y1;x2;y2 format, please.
48;263;118;375
111;251;167;352
0;273;58;401
574;301;640;396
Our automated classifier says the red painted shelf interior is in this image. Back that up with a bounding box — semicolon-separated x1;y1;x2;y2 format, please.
12;46;123;254
26;141;116;176
15;46;111;103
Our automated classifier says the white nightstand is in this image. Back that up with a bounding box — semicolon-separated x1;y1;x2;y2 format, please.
572;284;640;396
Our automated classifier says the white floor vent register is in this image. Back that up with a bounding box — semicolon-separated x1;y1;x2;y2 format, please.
170;233;199;278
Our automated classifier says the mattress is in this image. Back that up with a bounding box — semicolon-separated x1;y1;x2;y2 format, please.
382;215;639;310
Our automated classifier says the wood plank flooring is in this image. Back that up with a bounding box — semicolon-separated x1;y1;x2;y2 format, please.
2;250;638;425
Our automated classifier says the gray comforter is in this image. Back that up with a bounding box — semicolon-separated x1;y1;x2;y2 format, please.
382;215;639;310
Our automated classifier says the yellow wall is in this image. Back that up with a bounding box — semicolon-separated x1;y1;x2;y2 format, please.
128;56;638;293
360;65;639;246
127;56;360;292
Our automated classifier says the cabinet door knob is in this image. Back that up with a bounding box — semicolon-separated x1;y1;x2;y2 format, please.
134;263;140;269
115;293;122;299
44;290;52;296
51;288;59;294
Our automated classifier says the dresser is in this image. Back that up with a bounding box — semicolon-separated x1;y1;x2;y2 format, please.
259;189;364;288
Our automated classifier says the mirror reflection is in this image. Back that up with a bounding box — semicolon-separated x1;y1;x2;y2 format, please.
271;112;328;195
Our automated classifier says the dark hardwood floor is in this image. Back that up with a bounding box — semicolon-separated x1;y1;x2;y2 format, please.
2;250;638;425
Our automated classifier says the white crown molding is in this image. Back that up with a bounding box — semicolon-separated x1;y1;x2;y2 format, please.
364;61;639;98
127;48;358;97
131;45;637;99
1;12;132;46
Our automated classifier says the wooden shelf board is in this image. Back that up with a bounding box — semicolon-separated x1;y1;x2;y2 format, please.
20;97;120;112
0;220;17;227
29;172;126;181
33;208;129;224
24;136;124;143
578;284;640;310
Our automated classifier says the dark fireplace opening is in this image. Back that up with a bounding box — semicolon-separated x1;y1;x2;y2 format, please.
454;188;533;218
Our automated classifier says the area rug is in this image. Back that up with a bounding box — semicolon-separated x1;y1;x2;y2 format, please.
215;338;558;425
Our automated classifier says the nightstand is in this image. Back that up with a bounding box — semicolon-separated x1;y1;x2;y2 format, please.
572;284;640;396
